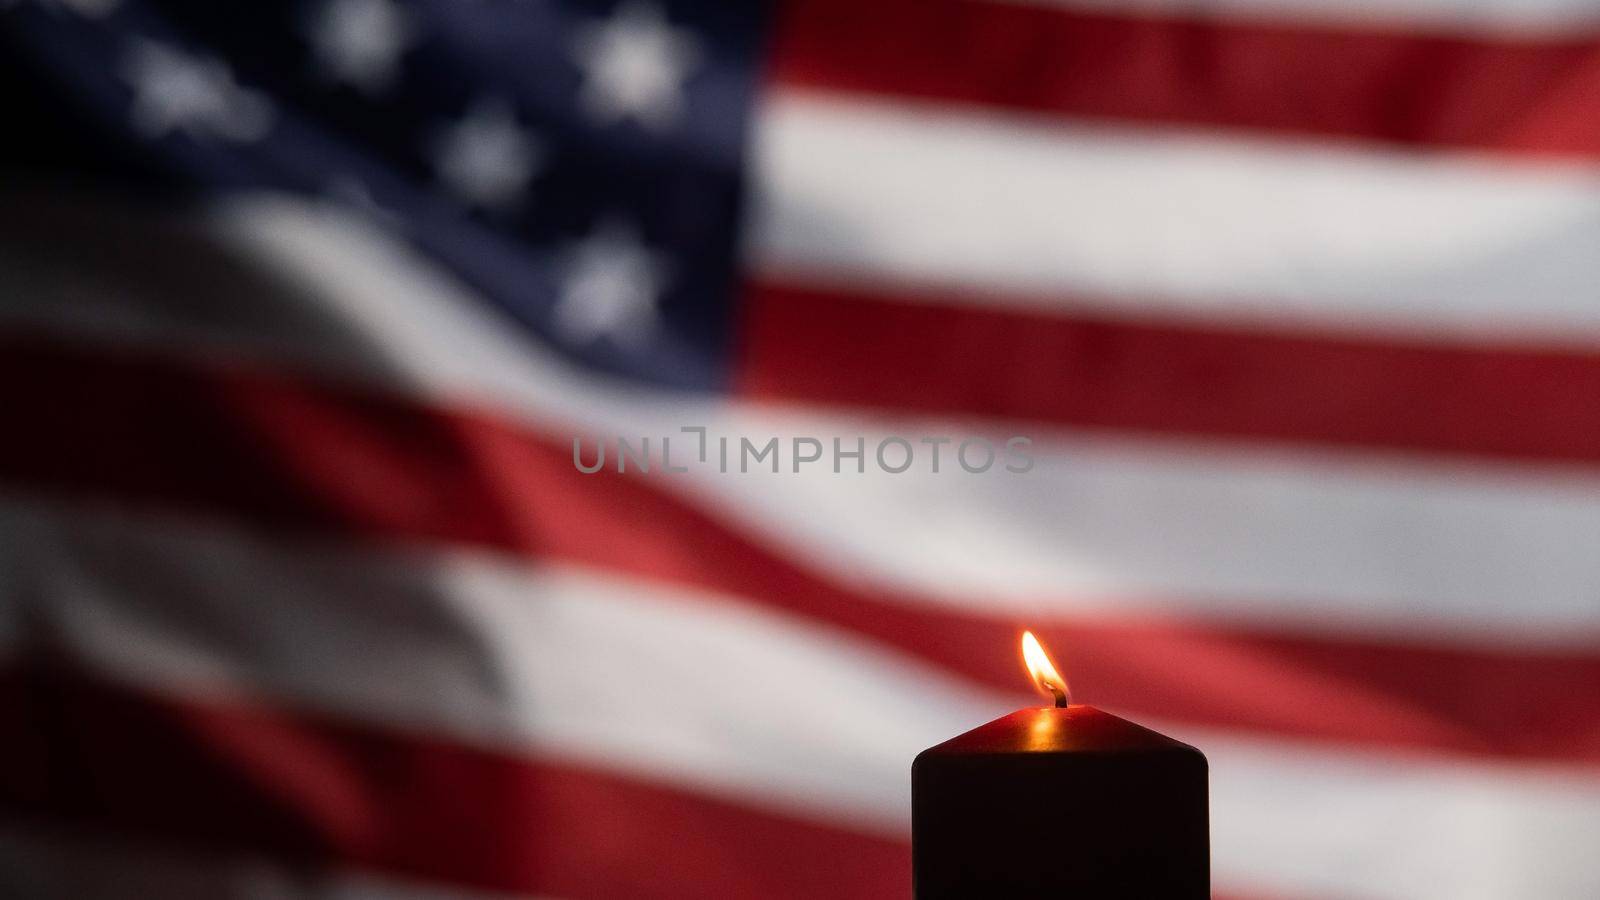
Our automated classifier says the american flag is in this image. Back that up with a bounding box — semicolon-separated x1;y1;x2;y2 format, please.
2;0;1599;897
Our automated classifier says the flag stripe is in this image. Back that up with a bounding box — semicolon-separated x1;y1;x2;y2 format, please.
7;510;1600;899
769;0;1600;157
748;94;1600;345
4;342;1600;764
0;669;913;900
737;278;1600;464
0;825;537;900
1000;0;1600;34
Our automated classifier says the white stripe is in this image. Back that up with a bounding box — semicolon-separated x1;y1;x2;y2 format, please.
750;93;1600;346
7;194;1600;643
668;417;1600;644
1008;0;1600;35
5;500;1599;900
0;825;542;900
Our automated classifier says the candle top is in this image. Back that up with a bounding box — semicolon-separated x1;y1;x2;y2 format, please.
921;705;1202;756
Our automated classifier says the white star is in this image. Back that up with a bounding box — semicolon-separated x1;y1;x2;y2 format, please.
430;99;543;211
572;1;701;132
552;221;666;347
121;40;274;142
305;0;414;95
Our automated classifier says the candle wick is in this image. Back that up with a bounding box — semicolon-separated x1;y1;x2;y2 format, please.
1048;683;1068;708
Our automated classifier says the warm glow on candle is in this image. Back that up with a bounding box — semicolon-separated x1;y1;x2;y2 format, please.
1021;630;1071;707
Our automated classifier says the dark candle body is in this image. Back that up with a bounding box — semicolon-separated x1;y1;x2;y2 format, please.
913;705;1208;899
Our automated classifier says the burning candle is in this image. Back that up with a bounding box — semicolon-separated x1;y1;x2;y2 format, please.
912;632;1209;898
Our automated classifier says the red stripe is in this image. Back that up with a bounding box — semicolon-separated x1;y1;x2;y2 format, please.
0;665;911;899
2;335;1598;764
770;0;1600;157
737;279;1600;466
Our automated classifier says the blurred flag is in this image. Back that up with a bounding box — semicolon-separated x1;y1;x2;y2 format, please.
3;0;1600;898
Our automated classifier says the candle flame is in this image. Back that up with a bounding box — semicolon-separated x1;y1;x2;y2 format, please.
1021;630;1070;707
